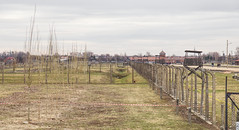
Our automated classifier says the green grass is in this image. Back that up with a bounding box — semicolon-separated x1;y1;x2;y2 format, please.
40;84;211;129
0;63;220;129
0;63;213;129
0;63;147;84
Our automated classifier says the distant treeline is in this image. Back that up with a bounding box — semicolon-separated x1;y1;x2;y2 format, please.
0;51;130;63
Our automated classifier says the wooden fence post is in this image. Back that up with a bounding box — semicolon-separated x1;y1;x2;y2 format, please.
188;107;191;124
175;68;178;99
221;104;225;129
185;69;189;107
174;68;177;98
110;63;113;84
67;59;70;84
169;67;172;94
171;67;174;96
24;63;26;84
194;73;197;112
205;73;209;121
212;74;216;125
160;87;163;99
181;68;184;102
88;65;91;84
100;62;102;72
231;101;236;129
132;64;134;84
166;66;169;93
200;71;204;115
45;59;48;84
160;66;163;99
190;75;193;108
236;110;239;130
155;66;158;92
2;64;4;84
176;98;179;115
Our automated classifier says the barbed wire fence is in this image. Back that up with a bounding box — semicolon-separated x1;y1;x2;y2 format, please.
224;76;239;130
130;62;217;126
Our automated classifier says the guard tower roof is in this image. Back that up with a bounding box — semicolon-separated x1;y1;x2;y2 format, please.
185;50;202;53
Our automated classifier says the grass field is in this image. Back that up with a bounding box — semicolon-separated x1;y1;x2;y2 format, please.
213;71;239;128
2;62;239;129
0;63;214;129
0;84;213;129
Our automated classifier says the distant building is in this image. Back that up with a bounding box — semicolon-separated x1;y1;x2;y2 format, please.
159;50;166;58
235;59;239;65
4;57;15;65
129;51;184;64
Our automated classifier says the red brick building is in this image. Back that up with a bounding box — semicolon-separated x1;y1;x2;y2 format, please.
129;51;184;64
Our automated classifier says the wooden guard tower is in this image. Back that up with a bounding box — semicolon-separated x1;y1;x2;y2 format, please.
183;50;203;79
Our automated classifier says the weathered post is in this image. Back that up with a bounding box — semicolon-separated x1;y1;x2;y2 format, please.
221;104;225;129
194;72;197;112
159;87;163;99
160;66;163;99
174;67;177;97
225;77;228;130
176;98;179;115
127;64;129;73
152;65;155;90
166;66;169;93
88;63;91;84
169;66;172;94
205;73;209;121
99;62;102;72
175;68;178;99
200;71;205;115
67;58;70;84
24;63;26;84
231;101;236;129
13;60;16;72
45;58;48;84
155;66;158;94
188;107;192;124
110;63;113;84
190;75;193;108
180;68;184;102
185;69;189;106
171;67;174;96
236;110;239;130
1;64;4;84
132;64;134;84
212;74;216;125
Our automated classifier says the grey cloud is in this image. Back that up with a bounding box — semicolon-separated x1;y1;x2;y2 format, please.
1;0;239;55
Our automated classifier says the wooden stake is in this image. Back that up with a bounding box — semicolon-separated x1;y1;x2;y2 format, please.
2;64;4;84
176;98;179;115
188;107;192;124
200;72;204;115
221;104;225;129
205;74;209;120
67;58;70;84
236;110;239;130
190;75;193;108
132;66;134;84
24;63;26;84
231;101;236;129
186;70;189;106
194;73;197;112
110;63;112;84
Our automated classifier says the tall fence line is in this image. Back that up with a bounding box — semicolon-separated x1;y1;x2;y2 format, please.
130;62;216;126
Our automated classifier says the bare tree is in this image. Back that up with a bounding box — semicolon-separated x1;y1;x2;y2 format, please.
146;52;151;56
235;47;239;58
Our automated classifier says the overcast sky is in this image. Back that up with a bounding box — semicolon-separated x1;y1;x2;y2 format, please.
0;0;239;56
